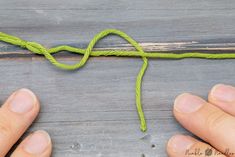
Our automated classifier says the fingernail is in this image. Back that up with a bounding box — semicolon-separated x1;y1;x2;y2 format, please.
23;130;51;154
211;84;235;103
168;135;194;153
174;93;206;113
9;88;36;113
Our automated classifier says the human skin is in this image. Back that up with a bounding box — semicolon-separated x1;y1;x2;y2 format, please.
0;88;52;157
1;84;235;156
167;84;235;157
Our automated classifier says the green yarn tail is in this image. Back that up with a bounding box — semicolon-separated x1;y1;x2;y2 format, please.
1;29;235;132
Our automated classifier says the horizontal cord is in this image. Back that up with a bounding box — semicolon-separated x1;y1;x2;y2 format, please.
1;29;235;132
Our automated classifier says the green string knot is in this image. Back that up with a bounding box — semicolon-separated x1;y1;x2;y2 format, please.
19;40;28;48
2;29;235;132
25;42;47;55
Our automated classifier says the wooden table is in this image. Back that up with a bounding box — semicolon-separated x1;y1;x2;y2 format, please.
1;0;235;156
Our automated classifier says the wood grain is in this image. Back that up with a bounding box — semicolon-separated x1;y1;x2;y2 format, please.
1;0;235;51
0;0;235;156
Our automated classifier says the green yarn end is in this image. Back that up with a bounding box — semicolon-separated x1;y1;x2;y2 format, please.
1;29;235;132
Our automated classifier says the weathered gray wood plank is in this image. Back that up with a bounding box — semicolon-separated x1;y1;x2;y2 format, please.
1;0;235;156
1;57;235;157
0;0;235;52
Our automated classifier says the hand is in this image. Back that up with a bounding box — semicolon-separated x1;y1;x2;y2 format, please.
0;88;52;157
167;84;235;157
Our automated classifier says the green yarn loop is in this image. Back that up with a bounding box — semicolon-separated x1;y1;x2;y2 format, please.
1;29;235;132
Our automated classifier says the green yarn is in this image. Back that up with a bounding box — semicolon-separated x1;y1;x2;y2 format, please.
1;29;235;132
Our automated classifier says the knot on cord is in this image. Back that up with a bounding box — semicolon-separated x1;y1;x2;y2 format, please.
0;29;148;132
24;42;47;55
2;29;235;132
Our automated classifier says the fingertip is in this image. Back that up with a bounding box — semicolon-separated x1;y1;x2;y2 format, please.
174;93;191;106
173;93;190;112
209;84;235;103
23;130;52;155
18;88;40;108
174;93;206;114
11;130;52;157
167;134;195;156
7;88;40;116
21;88;40;114
208;84;235;116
